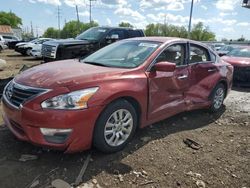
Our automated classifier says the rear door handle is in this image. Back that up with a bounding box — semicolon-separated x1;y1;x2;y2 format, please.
177;75;188;80
208;68;217;72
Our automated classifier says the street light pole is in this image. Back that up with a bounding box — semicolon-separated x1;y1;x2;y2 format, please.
188;0;194;39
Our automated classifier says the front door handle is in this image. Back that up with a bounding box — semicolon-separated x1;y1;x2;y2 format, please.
208;68;217;72
177;75;188;80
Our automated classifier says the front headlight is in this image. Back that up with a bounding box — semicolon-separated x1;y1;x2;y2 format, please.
41;87;99;110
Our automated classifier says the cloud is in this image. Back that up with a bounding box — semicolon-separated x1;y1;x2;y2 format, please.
44;9;53;15
140;0;200;11
237;22;250;27
79;11;89;17
106;18;112;25
64;0;86;7
167;2;184;11
215;0;240;11
201;5;207;10
219;12;238;17
114;7;145;21
147;12;189;24
24;0;61;6
222;27;235;33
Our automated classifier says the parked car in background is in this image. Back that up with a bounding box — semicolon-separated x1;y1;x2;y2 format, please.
0;40;8;52
217;45;238;56
2;37;233;153
41;27;145;62
221;46;250;86
30;43;44;59
15;38;52;55
211;43;225;51
0;35;19;46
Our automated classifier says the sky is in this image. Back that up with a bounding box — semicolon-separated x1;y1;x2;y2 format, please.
1;0;250;40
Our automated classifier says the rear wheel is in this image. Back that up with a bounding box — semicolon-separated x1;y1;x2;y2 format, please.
209;83;225;112
93;99;137;153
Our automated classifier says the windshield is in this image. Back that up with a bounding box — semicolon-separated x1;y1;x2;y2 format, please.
227;48;250;58
30;39;39;43
76;27;108;41
220;45;234;51
82;40;161;68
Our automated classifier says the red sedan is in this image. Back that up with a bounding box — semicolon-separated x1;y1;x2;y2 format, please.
2;37;233;153
221;46;250;86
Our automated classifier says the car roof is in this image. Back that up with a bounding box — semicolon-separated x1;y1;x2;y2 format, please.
95;26;143;31
125;36;206;44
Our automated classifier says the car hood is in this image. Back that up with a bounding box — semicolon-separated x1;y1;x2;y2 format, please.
16;42;29;47
14;59;130;89
222;56;250;67
217;50;229;54
44;39;91;46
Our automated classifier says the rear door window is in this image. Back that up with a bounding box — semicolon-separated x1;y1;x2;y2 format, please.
189;44;210;64
106;30;126;40
129;30;142;37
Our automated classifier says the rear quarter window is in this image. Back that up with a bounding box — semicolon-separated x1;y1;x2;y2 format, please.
129;30;143;38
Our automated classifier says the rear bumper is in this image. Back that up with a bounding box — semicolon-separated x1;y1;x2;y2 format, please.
2;100;104;153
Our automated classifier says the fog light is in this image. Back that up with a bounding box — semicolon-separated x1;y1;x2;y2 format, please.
40;128;72;144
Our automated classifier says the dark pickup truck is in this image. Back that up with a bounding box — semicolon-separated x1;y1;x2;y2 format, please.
41;27;145;62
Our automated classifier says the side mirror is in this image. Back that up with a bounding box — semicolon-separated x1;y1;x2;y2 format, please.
153;61;176;72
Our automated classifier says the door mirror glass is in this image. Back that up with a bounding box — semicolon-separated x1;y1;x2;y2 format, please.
154;61;176;72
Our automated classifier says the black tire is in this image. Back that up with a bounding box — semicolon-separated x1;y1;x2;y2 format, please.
0;46;2;53
93;99;137;153
209;83;225;113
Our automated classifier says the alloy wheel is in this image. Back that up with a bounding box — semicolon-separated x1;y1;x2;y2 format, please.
104;109;133;147
213;87;224;110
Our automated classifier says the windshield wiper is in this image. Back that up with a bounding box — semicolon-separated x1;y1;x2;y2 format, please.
84;61;110;67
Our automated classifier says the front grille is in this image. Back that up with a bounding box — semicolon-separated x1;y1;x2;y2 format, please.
41;44;56;58
3;81;47;108
233;66;250;83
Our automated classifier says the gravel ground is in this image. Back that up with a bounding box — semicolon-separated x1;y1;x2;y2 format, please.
0;50;249;188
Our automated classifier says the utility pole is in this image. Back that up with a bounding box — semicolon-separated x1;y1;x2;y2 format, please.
57;6;61;38
36;26;38;37
76;5;80;34
89;0;96;25
164;14;167;36
76;5;80;23
30;21;34;37
188;0;194;39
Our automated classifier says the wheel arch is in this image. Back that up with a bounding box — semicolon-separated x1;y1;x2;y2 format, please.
208;79;228;100
96;95;143;129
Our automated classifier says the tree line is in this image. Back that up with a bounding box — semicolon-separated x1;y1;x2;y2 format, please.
0;11;247;42
43;21;216;41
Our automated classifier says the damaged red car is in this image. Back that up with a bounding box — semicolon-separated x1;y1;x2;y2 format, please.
2;37;233;153
221;46;250;86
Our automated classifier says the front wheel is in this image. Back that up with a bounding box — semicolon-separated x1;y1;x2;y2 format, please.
209;83;225;113
93;100;137;153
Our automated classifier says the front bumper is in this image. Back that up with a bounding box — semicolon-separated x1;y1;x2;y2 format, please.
15;47;27;54
31;51;42;58
233;66;250;87
2;100;103;153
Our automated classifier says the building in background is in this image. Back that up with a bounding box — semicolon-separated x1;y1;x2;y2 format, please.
0;25;13;36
